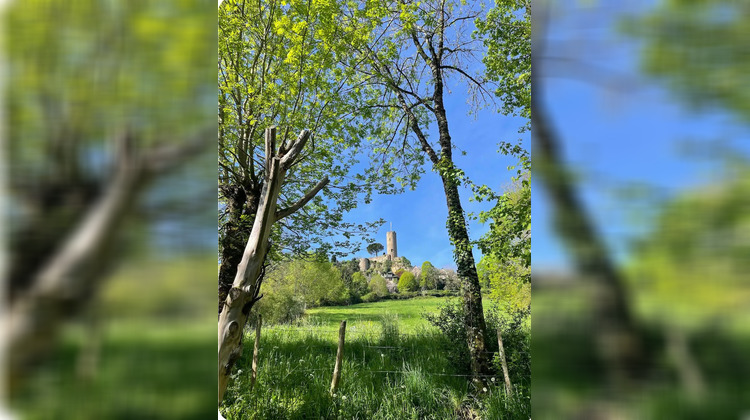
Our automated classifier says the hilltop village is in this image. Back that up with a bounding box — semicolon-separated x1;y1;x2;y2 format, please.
354;230;461;294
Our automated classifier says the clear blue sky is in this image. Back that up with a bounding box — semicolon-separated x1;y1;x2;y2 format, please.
532;3;750;271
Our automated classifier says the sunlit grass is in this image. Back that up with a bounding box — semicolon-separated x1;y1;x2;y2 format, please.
222;297;530;419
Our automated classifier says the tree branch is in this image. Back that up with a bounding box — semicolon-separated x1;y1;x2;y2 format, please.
274;177;330;222
279;129;311;170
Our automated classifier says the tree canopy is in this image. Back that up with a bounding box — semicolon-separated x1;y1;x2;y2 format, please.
367;242;385;257
397;271;419;293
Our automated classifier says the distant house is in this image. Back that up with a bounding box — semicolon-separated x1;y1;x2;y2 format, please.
383;272;398;293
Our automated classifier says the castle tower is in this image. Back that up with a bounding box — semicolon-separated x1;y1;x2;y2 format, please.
386;231;397;259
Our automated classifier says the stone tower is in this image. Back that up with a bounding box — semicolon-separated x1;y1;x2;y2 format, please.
386;231;397;259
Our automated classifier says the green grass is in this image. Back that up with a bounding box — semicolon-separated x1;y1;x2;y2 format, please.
222;296;530;419
12;320;216;420
304;296;450;332
532;284;750;419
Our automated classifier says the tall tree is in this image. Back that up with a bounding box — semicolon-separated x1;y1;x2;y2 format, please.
218;0;388;316
218;0;403;403
338;0;528;380
367;242;385;257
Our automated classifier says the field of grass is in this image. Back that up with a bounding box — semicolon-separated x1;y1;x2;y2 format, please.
11;320;217;420
304;296;450;332
221;296;530;420
532;283;750;419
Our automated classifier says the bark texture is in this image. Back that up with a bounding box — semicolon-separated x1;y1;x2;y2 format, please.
218;127;329;403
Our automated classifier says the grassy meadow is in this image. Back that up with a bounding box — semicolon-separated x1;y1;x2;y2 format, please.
10;256;218;420
220;297;530;420
532;283;750;419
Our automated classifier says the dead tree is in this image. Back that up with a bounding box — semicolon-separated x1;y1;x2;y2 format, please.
4;128;212;395
218;127;329;403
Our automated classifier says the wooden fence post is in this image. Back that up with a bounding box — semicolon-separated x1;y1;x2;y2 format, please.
330;320;347;394
250;314;262;391
497;328;512;394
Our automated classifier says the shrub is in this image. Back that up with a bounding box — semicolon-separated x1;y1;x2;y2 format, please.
420;261;437;290
361;292;380;303
397;271;419;292
369;274;389;297
423;300;529;382
254;288;304;325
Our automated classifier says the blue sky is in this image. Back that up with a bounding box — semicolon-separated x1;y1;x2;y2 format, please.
532;2;750;271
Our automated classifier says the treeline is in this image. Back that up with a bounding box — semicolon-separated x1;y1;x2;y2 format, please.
255;256;466;324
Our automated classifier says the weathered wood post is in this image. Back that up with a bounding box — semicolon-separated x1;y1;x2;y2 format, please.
497;328;512;394
250;314;262;391
330;320;347;394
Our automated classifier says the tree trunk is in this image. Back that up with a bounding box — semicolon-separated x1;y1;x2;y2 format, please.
5;165;141;395
218;184;258;316
218;127;329;404
531;72;646;385
440;174;492;381
3;128;211;395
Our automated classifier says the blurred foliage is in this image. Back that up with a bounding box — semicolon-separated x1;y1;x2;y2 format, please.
627;170;750;331
7;0;213;173
4;0;216;418
101;255;216;320
623;0;750;121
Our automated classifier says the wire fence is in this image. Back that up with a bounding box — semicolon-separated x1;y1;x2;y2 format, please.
242;322;512;382
253;366;504;379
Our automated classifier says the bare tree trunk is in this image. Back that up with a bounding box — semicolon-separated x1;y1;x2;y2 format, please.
218;127;329;404
4;129;211;395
